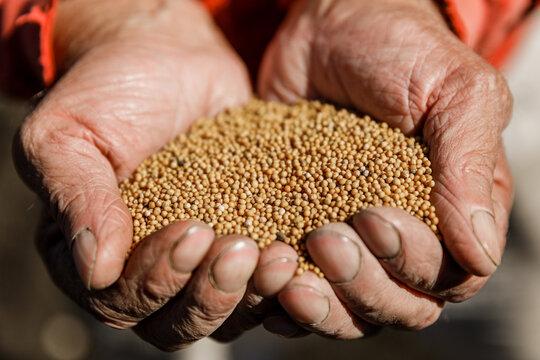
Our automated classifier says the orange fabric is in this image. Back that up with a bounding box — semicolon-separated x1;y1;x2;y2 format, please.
443;0;537;66
201;0;294;80
1;0;538;96
0;0;57;96
13;1;56;84
202;0;231;14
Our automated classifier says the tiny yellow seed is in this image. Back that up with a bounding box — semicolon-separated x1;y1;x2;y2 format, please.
120;99;439;278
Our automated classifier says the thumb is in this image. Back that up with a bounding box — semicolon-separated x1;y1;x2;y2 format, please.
14;112;132;290
424;65;513;277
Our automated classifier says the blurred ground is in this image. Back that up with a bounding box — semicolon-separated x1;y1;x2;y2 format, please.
1;12;540;360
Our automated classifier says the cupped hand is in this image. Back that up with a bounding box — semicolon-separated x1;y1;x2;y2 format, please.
13;0;260;350
256;0;513;338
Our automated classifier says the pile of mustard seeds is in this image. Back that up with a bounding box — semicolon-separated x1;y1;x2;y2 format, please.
120;99;439;276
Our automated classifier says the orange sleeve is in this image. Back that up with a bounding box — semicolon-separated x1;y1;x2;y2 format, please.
2;0;536;97
440;0;538;67
0;0;58;96
200;0;294;81
202;0;539;71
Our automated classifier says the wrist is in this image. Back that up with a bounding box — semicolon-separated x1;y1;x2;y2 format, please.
302;0;450;32
54;0;228;72
353;0;448;23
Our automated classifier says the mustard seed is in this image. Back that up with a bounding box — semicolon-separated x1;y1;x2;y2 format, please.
120;99;440;277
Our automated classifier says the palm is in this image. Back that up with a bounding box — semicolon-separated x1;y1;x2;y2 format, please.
254;0;514;337
49;40;251;179
260;0;512;276
16;33;253;335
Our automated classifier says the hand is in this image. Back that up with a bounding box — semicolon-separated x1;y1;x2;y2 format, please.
256;0;513;337
14;0;260;350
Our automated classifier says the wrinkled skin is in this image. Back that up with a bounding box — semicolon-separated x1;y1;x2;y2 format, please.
13;0;514;349
12;0;273;351
254;0;514;338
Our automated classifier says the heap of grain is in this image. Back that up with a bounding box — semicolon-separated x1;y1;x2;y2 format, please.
120;99;439;276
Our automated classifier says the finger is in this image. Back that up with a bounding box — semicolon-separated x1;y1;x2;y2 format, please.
272;2;511;276
352;207;486;302
253;240;299;298
97;220;214;328
314;48;512;277
210;283;279;343
35;209;216;328
14;116;132;290
211;239;300;342
278;270;378;339
305;222;444;329
313;52;512;277
133;235;259;351
35;209;131;326
423;67;513;276
126;221;213;298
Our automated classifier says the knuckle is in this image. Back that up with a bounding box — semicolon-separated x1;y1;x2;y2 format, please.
146;301;236;350
169;312;216;343
494;73;513;112
54;182;127;234
467;67;513;128
87;296;139;330
433;61;512;130
386;256;440;293
345;285;394;323
187;302;233;326
142;272;187;303
18;114;45;151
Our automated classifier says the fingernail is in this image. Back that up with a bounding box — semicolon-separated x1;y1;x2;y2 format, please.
354;212;402;260
169;225;212;273
307;231;360;283
209;241;259;293
279;285;329;325
264;315;301;338
253;257;298;297
471;210;501;267
72;227;97;290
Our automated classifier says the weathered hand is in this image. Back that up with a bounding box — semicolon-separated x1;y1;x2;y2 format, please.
13;0;260;350
256;0;513;338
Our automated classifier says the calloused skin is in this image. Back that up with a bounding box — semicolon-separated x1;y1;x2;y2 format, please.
252;0;514;338
13;0;514;349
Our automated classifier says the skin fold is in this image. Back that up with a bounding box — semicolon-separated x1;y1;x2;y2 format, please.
12;0;514;347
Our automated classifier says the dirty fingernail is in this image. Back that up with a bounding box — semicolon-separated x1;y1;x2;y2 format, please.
253;257;298;297
170;225;213;273
307;231;360;283
72;227;97;290
209;241;259;293
471;210;501;267
279;285;329;325
353;212;402;260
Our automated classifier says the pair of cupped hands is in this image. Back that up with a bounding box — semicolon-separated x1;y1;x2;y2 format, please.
13;0;513;351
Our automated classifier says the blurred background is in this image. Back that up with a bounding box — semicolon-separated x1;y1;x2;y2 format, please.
1;11;540;360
